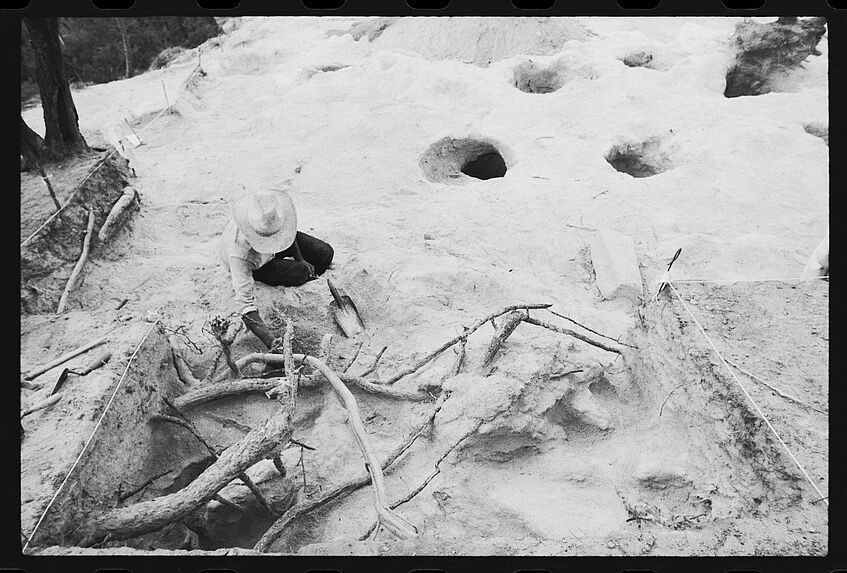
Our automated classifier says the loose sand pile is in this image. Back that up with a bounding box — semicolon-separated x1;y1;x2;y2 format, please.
20;16;828;556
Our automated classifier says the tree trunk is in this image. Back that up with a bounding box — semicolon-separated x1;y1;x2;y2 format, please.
23;17;88;158
115;18;133;79
21;116;47;170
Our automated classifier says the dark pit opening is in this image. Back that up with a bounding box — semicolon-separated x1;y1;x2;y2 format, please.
420;138;508;183
605;137;674;178
461;151;507;180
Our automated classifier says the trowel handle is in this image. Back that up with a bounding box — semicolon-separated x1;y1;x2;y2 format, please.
327;278;344;306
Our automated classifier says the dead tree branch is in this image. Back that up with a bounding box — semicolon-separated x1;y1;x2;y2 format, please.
56;208;96;314
382;303;552;385
521;316;623;354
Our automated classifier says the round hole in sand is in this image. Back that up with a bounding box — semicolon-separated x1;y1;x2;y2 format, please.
513;60;564;94
605;136;674;178
420;138;508;183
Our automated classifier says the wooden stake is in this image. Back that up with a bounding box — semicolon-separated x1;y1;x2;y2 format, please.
56;208;96;314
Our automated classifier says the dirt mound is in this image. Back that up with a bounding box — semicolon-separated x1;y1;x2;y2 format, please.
20;150;137;314
724;17;827;98
374;17;592;66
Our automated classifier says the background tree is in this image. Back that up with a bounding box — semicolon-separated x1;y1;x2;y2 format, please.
23;17;88;161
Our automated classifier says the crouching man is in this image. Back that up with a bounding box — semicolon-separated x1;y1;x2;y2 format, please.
219;188;333;349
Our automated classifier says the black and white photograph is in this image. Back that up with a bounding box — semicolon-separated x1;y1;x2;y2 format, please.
19;15;829;557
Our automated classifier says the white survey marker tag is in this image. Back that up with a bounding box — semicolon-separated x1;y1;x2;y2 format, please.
126;133;142;147
114;139;128;158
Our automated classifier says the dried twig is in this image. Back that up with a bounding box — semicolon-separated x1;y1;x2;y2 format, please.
359;345;388;377
340;338;362;373
546;309;638;349
118;467;174;502
319;333;335;363
383;303;552;385
521;316;623;354
57;208;96;314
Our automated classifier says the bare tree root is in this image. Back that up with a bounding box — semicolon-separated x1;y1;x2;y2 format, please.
168;336;200;387
358;418;482;540
56;208;96;314
358;345;388;377
301;355;417;540
521;315;623;354
152;399;279;517
215;354;431;402
382;303;552;385
546;309;638;349
206;316;241;377
253;387;451;552
77;403;294;546
480;311;526;372
173;378;283;410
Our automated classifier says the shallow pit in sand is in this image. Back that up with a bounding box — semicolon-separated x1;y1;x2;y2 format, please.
605;135;675;178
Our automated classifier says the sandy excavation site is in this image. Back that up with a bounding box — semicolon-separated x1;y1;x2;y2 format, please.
19;16;829;556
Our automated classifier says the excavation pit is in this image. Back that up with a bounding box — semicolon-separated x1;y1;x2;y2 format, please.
605;136;674;178
420;138;508;183
513;61;565;94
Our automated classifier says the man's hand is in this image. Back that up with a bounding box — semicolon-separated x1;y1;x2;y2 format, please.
269;336;285;353
302;261;317;280
242;310;276;350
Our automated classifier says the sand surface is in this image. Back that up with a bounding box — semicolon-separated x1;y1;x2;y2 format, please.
20;17;828;556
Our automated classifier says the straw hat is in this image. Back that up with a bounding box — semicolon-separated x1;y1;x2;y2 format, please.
232;189;298;254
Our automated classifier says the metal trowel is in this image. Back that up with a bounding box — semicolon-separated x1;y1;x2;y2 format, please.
327;278;365;337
